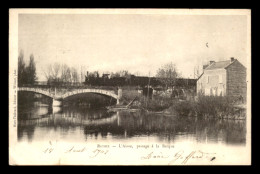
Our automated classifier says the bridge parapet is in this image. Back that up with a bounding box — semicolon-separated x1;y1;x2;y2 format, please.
18;87;119;101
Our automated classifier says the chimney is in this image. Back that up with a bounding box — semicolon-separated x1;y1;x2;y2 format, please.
230;57;235;62
209;61;215;65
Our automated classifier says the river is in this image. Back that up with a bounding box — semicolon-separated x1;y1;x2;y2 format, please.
18;101;246;146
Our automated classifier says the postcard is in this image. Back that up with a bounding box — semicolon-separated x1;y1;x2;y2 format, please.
9;8;251;165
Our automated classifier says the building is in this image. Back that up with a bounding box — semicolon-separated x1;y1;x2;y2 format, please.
196;57;247;101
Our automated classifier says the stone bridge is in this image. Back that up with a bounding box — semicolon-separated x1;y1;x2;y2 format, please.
18;87;121;107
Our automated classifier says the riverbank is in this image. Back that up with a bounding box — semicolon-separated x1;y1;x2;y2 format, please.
118;94;246;120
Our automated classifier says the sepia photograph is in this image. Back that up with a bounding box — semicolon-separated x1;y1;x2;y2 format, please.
9;8;251;165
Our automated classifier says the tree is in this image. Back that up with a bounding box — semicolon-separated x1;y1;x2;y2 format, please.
18;50;26;86
71;67;79;83
156;62;180;89
18;51;37;86
26;54;37;84
43;64;53;83
43;63;81;85
133;71;140;76
110;70;130;78
43;63;61;84
52;63;61;80
110;72;120;78
60;64;71;83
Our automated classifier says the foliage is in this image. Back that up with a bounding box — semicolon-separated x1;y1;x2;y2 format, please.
171;94;234;118
18;51;26;86
120;90;174;112
172;101;195;117
27;54;37;84
18;50;37;86
141;96;174;111
85;71;100;85
43;62;80;84
110;70;130;78
120;89;139;105
156;62;180;89
194;94;234;118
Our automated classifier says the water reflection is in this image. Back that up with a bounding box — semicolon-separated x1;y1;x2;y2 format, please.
18;102;246;145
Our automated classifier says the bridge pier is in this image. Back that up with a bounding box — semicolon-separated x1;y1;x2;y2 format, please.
52;98;62;107
117;88;122;105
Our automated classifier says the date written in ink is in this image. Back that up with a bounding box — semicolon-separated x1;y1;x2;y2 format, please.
89;149;109;158
43;147;54;153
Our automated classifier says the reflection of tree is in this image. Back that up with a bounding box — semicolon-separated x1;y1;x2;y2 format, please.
18;105;246;145
82;113;246;145
17;124;35;142
18;91;52;112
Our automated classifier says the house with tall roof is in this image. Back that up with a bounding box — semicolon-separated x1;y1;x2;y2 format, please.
196;57;247;102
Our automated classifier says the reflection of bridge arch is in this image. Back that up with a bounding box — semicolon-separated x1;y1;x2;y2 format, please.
62;113;118;126
19;112;119;127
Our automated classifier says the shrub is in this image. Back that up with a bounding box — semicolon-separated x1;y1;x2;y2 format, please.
194;94;234;118
172;101;195;117
170;94;234;118
120;89;139;105
139;95;174;112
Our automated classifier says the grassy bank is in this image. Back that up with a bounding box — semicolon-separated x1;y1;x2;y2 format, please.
120;88;175;112
122;91;246;119
167;95;246;119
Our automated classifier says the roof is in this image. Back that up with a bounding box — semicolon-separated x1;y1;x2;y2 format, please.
205;60;235;70
196;72;204;81
197;59;246;81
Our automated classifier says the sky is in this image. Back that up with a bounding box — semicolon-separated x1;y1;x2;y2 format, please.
18;14;248;81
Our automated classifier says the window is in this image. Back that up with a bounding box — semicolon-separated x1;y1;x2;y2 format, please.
218;89;222;96
206;76;209;84
219;75;223;83
214;88;218;96
205;88;210;95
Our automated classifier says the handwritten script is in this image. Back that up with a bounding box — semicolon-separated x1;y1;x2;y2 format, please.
42;142;216;164
140;150;216;164
168;150;216;164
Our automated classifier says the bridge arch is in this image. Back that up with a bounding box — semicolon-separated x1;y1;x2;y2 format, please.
61;89;118;100
18;87;55;99
18;87;120;105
